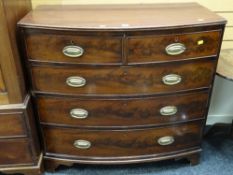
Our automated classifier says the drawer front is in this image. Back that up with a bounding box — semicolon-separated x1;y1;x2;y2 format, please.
31;59;215;95
25;32;122;64
0;139;33;166
38;91;209;127
127;31;221;63
0;113;26;138
43;121;202;158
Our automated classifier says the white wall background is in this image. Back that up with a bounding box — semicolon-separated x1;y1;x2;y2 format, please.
207;77;233;124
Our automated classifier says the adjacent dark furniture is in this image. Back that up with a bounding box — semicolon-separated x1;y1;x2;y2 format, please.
0;0;42;174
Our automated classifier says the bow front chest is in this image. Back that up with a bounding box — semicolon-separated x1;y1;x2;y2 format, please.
18;3;226;171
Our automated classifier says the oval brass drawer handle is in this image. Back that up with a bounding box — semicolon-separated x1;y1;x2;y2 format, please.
158;136;174;146
73;140;91;149
165;43;186;55
63;45;84;58
66;76;86;87
160;106;177;116
162;74;182;85
70;108;88;119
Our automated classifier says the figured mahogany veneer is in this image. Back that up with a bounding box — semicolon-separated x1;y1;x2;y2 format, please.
25;31;122;64
31;59;215;96
18;3;226;171
127;30;221;63
43;121;202;159
37;91;208;128
24;30;221;64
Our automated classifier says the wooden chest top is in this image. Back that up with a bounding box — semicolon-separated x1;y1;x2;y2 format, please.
18;3;226;30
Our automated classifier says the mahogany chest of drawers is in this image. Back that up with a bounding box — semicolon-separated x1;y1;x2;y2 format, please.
18;3;226;171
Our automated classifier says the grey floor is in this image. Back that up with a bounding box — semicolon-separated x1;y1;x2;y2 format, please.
45;133;233;175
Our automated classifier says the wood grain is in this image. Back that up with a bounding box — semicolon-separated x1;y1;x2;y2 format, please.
0;113;26;138
43;121;202;158
0;95;41;173
127;30;221;63
0;153;43;175
0;139;33;167
0;0;31;104
0;67;6;93
31;59;215;96
25;31;123;64
0;93;9;104
18;3;225;168
37;90;209;128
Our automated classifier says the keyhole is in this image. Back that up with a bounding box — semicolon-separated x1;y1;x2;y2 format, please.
70;40;75;45
174;37;179;42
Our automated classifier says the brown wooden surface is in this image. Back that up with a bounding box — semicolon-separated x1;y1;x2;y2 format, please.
24;98;41;160
24;29;221;64
127;30;221;63
0;113;26;138
0;0;31;104
186;153;200;166
0;0;43;172
0;66;8;103
43;121;202;158
31;59;215;96
25;30;122;64
0;95;41;173
0;93;9;104
18;3;225;168
43;150;201;170
18;3;226;30
0;153;44;175
0;68;6;93
37;90;209;128
0;139;33;166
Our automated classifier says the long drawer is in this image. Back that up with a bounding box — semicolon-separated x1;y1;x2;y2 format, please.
43;121;202;158
0;139;33;166
31;59;215;96
127;30;221;63
37;90;209;128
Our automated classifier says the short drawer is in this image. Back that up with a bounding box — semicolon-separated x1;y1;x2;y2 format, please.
43;121;202;158
25;31;122;64
127;31;221;63
0;113;26;138
0;139;33;166
31;59;215;95
37;91;208;128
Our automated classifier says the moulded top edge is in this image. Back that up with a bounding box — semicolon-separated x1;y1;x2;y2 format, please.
18;3;226;31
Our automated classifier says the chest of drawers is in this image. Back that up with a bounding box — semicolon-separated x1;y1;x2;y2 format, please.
18;3;226;171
